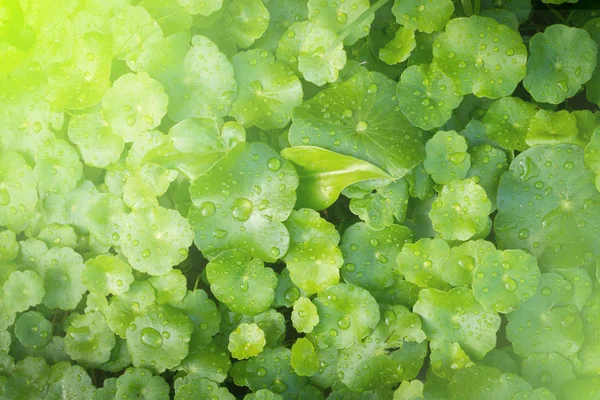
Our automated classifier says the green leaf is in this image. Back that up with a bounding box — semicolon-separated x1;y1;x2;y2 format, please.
245;347;308;397
284;237;344;295
308;0;372;45
206;249;277;316
506;273;584;357
244;389;284;400
254;309;286;347
379;27;416;65
101;72;169;142
442;239;496;287
276;21;347;86
228;323;266;360
34;138;83;196
127;304;194;373
83;255;134;297
177;0;222;16
579;291;600;374
526;109;579;146
105;280;157;338
466;144;509;210
281;146;392;211
482;97;537;151
178;341;231;383
41;247;86;310
396;238;451;290
413;287;501;359
480;0;532;24
291;297;319;333
563;377;600;400
340;222;413;291
3;357;50;399
85;193;128;247
521;352;575;394
65;311;116;367
14;311;52;350
446;366;532;400
284;208;340;246
148;268;188;305
310;283;380;349
46;362;96;400
289;70;426;179
430;179;491;241
115;367;170;400
432;15;527;98
348;180;410;230
472;249;541;313
254;0;309;53
143;118;245;181
120;206;193;276
524;25;597;104
228;0;270;48
392;0;454;33
495;144;600;271
397;64;463;130
68;112;124;168
189;142;298;262
429;341;474;380
291;337;319;376
230;50;303;130
424;130;471;185
174;376;235;400
393;380;424;400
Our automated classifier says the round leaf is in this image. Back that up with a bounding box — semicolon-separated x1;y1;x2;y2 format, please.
340;222;413;291
188;142;298;262
83;255;134;297
284;237;343;295
65;311;116;367
430;179;491;241
127;304;194;373
310;283;380;349
432;15;527;98
230;50;303;130
524;25;597;104
482;97;537;151
206;249;277;316
495;144;600;271
120;206;193;276
392;0;454;33
414;287;501;359
397;64;463;130
14;311;52;350
473;249;541;313
289;70;426;179
424;130;471;185
228;323;266;360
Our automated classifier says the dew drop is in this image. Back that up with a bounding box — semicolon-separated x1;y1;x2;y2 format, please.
199;201;216;217
504;277;518;292
337;316;351;330
0;188;10;206
213;229;227;238
448;152;468;165
140;327;163;349
142;249;151;258
267;158;281;171
232;198;253;221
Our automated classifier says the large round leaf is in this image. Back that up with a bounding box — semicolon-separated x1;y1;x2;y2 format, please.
495;144;600;271
432;15;527;98
524;25;597;104
188;142;298;262
229;49;303;130
413;287;501;359
206;249;277;316
482;97;537;151
310;283;380;349
340;222;413;291
392;0;454;33
120;206;193;276
289;70;426;178
430;179;491;241
472;249;541;313
397;64;463;131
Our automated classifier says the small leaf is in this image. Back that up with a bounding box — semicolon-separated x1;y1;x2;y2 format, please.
281;146;392;210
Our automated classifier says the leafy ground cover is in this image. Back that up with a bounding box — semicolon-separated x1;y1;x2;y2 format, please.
3;0;600;398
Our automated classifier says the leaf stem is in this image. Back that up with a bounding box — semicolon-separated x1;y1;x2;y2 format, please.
545;4;568;25
461;0;474;16
325;0;390;56
473;0;481;15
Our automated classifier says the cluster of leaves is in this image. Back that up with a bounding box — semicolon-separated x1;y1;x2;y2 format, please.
3;0;600;399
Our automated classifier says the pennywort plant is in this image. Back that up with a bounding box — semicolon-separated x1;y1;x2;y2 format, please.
2;0;600;399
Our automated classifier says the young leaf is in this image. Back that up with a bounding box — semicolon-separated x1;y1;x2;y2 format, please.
281;146;392;210
289;70;426;179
